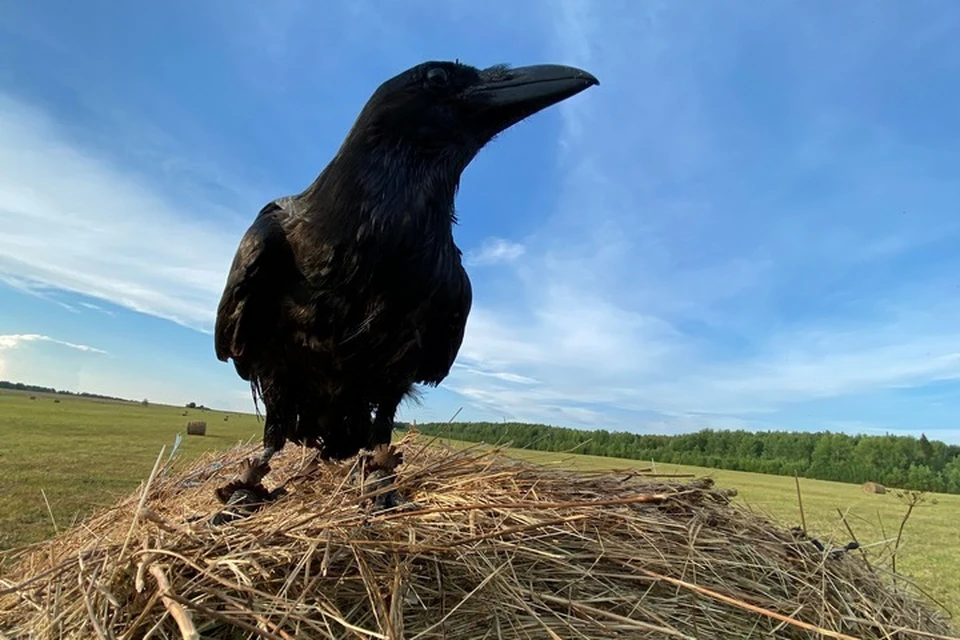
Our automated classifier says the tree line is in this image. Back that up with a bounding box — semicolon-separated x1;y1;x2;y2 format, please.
0;380;133;403
405;421;960;494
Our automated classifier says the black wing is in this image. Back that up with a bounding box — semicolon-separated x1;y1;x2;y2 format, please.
214;202;302;380
416;263;473;386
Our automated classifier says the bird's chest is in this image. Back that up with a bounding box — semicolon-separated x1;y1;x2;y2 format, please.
298;234;456;328
366;241;460;313
355;206;459;292
293;195;461;326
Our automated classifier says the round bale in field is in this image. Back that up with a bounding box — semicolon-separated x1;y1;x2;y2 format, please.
862;481;887;494
186;420;207;436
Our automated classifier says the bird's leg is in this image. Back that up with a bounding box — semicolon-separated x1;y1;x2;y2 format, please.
258;443;278;470
367;395;400;451
359;394;415;512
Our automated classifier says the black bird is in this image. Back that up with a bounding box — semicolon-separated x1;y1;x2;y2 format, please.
213;60;598;509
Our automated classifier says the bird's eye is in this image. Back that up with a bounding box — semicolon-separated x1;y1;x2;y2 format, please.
426;67;449;87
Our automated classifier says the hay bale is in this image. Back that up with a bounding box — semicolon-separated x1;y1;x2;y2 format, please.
0;440;952;640
185;420;207;436
862;481;887;494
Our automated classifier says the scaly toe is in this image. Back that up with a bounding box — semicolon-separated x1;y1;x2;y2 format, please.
372;487;418;513
210;488;261;525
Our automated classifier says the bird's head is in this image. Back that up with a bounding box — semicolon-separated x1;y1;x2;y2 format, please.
341;60;599;170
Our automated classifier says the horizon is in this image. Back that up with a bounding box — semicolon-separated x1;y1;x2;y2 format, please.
2;378;954;449
2;2;960;444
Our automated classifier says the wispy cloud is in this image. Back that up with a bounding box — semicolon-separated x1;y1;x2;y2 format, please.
0;96;246;333
465;238;526;267
451;363;539;385
0;333;106;354
78;301;115;316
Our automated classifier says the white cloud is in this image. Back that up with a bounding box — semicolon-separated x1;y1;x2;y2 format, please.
78;301;115;316
0;333;106;354
451;363;539;385
443;310;960;429
0;95;246;333
465;238;526;267
0;333;107;383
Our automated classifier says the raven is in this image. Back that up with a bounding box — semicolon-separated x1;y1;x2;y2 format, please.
213;60;598;510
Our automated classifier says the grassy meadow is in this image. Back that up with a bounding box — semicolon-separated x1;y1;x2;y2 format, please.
0;389;262;550
1;388;957;618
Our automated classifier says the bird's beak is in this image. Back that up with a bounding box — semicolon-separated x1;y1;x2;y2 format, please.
466;64;599;132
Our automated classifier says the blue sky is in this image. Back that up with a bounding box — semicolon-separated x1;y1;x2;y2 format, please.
2;1;960;442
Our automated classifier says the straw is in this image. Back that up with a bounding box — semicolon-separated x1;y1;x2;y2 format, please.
1;435;955;639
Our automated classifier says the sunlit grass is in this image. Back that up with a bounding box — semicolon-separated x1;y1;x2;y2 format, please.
0;389;261;550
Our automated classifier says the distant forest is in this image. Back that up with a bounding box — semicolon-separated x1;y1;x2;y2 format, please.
0;380;134;403
409;421;960;495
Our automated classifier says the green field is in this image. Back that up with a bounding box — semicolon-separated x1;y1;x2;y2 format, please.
0;389;262;550
1;388;958;618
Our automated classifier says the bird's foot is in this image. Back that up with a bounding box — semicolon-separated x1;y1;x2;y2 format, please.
356;444;418;513
367;442;404;472
210;457;285;525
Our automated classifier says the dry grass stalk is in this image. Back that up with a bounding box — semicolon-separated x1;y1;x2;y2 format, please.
148;565;198;640
0;436;956;639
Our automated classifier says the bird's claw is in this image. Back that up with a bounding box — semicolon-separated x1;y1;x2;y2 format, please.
353;443;415;513
366;443;404;473
217;458;271;498
210;457;282;525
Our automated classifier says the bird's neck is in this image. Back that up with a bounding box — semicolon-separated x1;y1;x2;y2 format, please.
302;144;463;236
